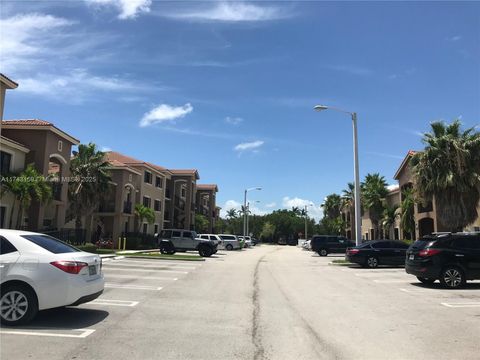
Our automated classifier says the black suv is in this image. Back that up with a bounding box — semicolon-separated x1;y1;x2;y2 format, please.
405;232;480;289
311;235;355;256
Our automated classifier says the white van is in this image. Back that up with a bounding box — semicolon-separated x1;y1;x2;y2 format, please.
218;234;242;250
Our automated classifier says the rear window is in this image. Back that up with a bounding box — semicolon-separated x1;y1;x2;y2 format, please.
0;236;18;255
410;240;434;250
22;235;79;254
160;230;172;239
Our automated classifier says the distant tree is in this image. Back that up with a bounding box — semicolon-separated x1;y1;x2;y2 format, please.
400;187;416;240
226;208;237;219
321;194;343;220
260;222;275;242
411;120;480;231
361;173;389;239
195;214;209;233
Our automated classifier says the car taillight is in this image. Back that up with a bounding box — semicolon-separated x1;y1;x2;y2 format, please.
50;261;88;274
418;248;441;257
348;249;360;255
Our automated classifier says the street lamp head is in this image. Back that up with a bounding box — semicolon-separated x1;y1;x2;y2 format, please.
314;105;328;112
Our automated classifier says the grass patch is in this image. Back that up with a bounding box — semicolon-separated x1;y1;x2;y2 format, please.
76;245;115;255
124;253;205;261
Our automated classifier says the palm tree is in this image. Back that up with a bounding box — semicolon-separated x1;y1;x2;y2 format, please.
321;194;343;220
291;206;301;216
411;120;480;231
400;187;416;240
382;204;399;239
362;173;389;239
226;208;237;220
0;164;52;229
134;204;155;233
69;143;111;242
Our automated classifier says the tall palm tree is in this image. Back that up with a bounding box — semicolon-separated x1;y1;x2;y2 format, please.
382;204;399;239
226;208;237;220
69;143;111;242
0;164;52;229
411;120;480;231
400;187;416;240
321;194;343;220
362;173;389;239
291;206;301;216
134;204;155;233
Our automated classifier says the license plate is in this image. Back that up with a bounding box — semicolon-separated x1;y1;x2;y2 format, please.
89;265;97;275
409;255;415;260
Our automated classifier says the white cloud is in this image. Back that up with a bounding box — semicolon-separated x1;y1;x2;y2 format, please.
265;202;277;208
234;140;264;152
140;103;193;127
282;196;323;221
326;64;372;76
16;69;150;103
446;35;462;42
165;2;290;22
220;199;268;217
0;13;75;73
86;0;152;19
101;146;112;152
225;116;244;125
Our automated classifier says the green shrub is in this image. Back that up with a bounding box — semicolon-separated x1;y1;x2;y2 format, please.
77;244;97;253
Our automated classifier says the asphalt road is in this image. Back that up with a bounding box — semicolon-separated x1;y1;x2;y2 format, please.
1;245;479;360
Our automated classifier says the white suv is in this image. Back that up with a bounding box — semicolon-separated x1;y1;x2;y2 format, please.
198;234;222;247
218;234;241;250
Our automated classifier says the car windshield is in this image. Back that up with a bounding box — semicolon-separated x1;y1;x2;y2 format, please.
22;235;80;254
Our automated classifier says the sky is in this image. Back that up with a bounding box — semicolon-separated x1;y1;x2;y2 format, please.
1;1;479;221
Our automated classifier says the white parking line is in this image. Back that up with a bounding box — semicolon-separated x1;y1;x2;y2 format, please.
373;279;411;283
441;302;480;308
103;263;195;270
105;283;163;290
83;299;139;307
105;274;178;281
0;328;95;338
112;260;199;267
355;273;406;277
102;267;188;274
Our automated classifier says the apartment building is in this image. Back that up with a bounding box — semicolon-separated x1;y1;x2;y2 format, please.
196;184;219;233
0;73;18;124
166;169;199;230
99;151;171;241
1;119;79;231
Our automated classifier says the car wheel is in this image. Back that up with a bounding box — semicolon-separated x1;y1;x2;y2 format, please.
440;266;466;289
417;277;435;285
0;284;38;326
366;256;379;268
198;246;213;257
318;249;328;257
226;244;233;251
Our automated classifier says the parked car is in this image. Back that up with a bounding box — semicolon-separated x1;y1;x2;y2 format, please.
251;237;259;246
405;232;480;289
346;240;409;268
198;234;222;248
157;229;217;257
0;230;104;326
218;234;241;250
311;235;354;256
238;236;249;248
244;236;253;247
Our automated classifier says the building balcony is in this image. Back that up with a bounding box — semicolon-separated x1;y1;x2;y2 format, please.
98;200;116;213
164;212;170;221
174;196;185;210
123;201;132;214
418;201;433;214
165;188;171;199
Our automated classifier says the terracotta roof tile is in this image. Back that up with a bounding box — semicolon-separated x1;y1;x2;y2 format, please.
197;184;218;191
105;151;167;172
2;119;53;126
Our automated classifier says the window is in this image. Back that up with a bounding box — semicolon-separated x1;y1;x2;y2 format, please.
220;235;236;240
144;171;152;184
452;237;480;250
209;235;218;241
200;235;208;239
154;200;162;212
172;230;181;237
0;206;5;228
372;241;391;249
129;174;132;182
21;235;79;254
161;230;172;239
181;187;186;197
183;231;192;238
58;140;63;151
142;223;148;234
155;176;163;188
154;224;159;234
391;241;409;249
0;151;12;174
0;236;18;255
143;196;151;208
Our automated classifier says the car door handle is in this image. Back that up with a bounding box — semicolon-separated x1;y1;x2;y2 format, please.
455;254;465;257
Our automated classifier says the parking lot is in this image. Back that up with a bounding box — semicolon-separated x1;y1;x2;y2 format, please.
1;245;479;360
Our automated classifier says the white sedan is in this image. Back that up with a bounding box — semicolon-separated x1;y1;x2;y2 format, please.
0;229;104;326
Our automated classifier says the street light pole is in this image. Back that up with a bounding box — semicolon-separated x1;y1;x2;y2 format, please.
243;187;262;238
247;200;260;237
314;105;362;246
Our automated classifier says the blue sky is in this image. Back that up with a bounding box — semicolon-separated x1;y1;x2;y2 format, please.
2;1;479;220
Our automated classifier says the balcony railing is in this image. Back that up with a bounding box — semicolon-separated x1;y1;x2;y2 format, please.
51;182;62;201
123;201;132;214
